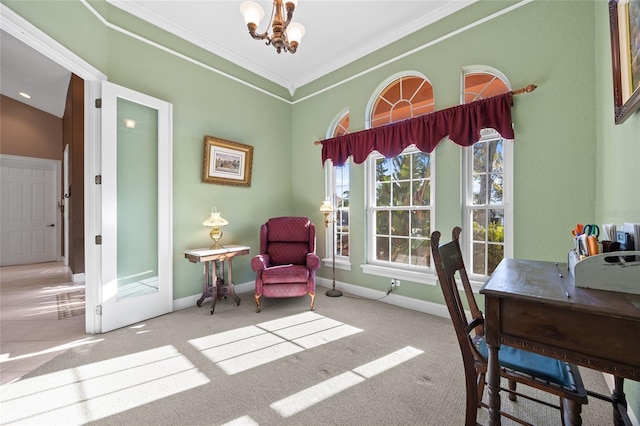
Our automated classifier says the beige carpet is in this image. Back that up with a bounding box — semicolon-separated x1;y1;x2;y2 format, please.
0;262;87;386
0;285;618;426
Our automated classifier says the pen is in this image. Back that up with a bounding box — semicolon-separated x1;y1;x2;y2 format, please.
555;262;570;298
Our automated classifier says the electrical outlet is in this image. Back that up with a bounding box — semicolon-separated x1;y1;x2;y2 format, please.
395;279;400;287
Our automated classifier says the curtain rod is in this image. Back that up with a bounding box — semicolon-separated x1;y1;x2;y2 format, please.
313;84;537;145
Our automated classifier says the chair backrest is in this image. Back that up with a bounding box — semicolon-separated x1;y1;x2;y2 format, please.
260;217;315;266
430;228;485;366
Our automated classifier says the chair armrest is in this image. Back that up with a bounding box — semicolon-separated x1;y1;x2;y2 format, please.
306;253;320;271
251;254;271;271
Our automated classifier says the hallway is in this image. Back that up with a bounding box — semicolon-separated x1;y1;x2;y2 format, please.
0;262;88;385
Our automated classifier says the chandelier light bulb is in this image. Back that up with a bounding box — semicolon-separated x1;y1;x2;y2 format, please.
286;21;305;45
240;1;264;27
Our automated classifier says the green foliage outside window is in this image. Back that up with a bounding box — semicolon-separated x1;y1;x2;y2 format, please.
374;151;431;266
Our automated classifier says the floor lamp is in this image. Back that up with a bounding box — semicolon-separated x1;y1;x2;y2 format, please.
320;200;342;297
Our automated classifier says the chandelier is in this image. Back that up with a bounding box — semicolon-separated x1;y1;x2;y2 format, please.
240;0;305;54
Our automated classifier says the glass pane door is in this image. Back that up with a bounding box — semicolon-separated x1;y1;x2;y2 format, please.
100;81;172;332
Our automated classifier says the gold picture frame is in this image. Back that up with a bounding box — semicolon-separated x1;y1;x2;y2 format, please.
202;135;253;186
609;0;640;124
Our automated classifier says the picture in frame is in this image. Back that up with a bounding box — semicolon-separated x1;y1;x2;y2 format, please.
609;0;640;124
202;135;253;186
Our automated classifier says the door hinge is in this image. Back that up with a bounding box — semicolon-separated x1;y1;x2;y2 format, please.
95;175;102;185
96;305;102;315
95;235;102;245
95;98;102;108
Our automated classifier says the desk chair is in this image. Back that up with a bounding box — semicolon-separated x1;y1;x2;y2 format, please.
430;227;588;426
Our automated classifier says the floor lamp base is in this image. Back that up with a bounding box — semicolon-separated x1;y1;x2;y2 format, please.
326;287;343;297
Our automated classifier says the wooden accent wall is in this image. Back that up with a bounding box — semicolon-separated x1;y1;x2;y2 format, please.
63;74;85;275
0;95;63;160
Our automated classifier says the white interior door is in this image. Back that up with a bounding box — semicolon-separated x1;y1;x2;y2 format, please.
0;155;60;266
100;81;173;333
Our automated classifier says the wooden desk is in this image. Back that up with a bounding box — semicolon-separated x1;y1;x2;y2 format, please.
480;258;640;425
185;245;250;314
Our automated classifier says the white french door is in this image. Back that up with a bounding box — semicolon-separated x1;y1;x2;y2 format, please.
100;81;173;332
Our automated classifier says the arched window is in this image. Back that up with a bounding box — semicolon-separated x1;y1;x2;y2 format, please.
364;73;435;278
324;110;350;268
370;75;434;127
461;67;513;277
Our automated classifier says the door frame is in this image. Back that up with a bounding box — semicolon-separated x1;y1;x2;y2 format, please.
1;4;106;334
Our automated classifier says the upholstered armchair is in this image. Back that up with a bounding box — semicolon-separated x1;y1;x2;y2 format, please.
251;217;320;312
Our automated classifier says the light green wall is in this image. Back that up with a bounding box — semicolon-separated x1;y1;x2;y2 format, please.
594;0;640;416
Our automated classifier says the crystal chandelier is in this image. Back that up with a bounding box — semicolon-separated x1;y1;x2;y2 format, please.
240;0;305;54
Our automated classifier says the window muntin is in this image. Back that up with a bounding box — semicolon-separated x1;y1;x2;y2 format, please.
468;132;506;275
464;72;509;103
367;74;434;271
371;76;434;128
462;69;512;277
371;148;431;267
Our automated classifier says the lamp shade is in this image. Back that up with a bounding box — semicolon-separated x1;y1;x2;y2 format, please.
319;201;333;213
203;212;228;227
240;1;264;26
286;22;305;44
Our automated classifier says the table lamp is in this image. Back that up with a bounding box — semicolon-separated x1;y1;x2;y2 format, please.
203;208;228;249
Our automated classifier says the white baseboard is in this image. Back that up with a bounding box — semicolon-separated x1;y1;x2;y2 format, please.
315;277;450;319
71;272;85;284
172;281;255;311
172;278;449;319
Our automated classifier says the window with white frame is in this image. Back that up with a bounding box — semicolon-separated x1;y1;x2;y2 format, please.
462;68;513;277
324;110;350;266
365;74;435;272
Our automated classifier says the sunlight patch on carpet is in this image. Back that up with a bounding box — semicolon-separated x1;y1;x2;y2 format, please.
0;345;209;425
270;346;424;417
221;415;259;426
188;312;363;375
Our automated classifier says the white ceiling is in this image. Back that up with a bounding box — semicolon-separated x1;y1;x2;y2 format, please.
0;30;71;117
0;1;477;117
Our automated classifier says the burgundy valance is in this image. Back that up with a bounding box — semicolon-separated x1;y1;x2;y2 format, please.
320;91;514;167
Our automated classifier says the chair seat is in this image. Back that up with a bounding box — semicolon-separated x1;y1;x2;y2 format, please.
262;264;309;284
476;337;574;390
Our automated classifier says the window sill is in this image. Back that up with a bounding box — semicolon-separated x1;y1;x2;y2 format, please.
360;263;438;286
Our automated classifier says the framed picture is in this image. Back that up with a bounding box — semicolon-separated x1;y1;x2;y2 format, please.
202;135;253;186
609;0;640;124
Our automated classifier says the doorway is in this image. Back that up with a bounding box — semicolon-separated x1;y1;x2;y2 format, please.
1;4;105;334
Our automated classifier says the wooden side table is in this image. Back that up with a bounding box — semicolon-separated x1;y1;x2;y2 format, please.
184;245;250;314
